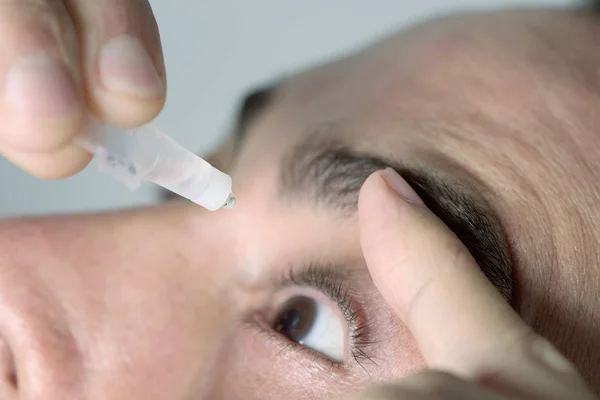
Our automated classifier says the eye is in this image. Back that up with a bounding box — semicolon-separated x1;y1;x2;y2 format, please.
271;294;346;362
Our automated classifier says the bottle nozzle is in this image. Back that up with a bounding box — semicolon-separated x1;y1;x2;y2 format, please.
222;194;236;209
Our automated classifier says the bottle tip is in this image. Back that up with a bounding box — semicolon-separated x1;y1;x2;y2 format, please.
222;194;236;209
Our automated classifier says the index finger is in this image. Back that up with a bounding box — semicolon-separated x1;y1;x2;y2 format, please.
357;169;570;376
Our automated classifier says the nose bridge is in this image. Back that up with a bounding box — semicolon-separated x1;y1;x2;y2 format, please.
0;207;238;399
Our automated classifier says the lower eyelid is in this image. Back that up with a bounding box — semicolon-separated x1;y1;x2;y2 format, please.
247;317;349;372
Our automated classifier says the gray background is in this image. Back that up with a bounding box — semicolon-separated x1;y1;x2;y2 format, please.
0;0;578;216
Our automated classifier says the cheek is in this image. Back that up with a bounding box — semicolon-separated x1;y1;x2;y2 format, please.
372;307;426;379
0;208;246;399
214;318;425;400
81;254;242;397
217;327;354;399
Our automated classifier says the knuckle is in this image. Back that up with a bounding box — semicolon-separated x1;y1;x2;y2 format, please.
371;371;465;399
0;0;71;45
416;370;462;393
517;329;577;373
348;372;465;399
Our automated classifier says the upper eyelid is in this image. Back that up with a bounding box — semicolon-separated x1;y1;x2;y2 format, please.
285;269;355;321
281;263;361;318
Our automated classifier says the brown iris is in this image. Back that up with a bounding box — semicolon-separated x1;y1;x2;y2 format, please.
272;296;318;344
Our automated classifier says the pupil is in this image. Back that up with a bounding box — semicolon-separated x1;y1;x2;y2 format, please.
279;309;301;332
273;296;317;343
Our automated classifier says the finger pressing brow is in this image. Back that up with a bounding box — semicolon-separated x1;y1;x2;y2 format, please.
357;169;529;375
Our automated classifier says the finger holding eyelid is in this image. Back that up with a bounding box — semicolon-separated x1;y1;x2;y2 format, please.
357;169;595;398
358;169;524;369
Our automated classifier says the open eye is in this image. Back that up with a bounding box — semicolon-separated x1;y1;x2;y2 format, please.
271;294;346;362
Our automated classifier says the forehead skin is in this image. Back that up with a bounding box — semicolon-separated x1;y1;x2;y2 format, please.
228;9;600;389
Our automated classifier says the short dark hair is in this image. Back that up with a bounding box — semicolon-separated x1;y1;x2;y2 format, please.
232;85;276;147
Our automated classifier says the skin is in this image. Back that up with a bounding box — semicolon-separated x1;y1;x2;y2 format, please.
0;5;600;400
348;169;595;399
0;0;165;178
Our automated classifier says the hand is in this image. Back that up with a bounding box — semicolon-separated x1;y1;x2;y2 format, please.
0;0;165;178
345;169;597;399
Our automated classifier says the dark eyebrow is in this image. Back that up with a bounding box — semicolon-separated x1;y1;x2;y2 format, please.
279;129;513;301
233;84;276;146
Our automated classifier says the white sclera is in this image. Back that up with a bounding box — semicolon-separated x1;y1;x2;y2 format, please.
299;301;346;363
76;116;233;211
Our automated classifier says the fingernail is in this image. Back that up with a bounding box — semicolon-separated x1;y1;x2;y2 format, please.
98;34;164;98
381;168;425;206
529;337;575;373
4;53;79;120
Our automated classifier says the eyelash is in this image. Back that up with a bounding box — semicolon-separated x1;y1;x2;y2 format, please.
280;264;379;369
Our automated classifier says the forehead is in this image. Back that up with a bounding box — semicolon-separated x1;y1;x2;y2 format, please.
238;10;600;183
230;9;600;300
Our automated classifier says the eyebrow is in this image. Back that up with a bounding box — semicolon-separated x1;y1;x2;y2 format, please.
278;129;513;302
233;84;276;147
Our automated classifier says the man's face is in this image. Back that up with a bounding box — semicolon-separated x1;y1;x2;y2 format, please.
1;8;600;400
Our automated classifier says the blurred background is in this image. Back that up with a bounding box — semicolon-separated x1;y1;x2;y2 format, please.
0;0;583;216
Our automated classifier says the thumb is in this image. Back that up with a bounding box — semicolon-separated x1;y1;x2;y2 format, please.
357;169;592;398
